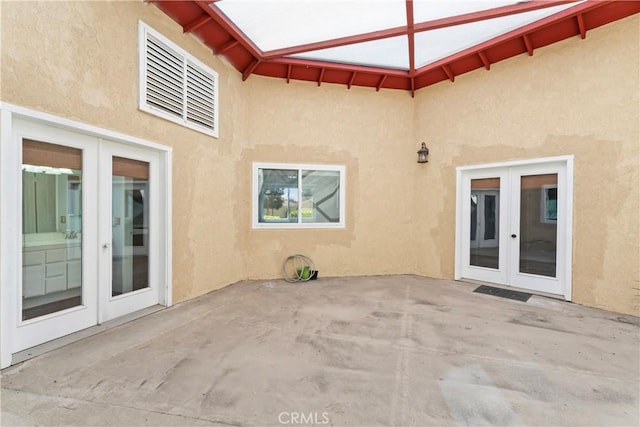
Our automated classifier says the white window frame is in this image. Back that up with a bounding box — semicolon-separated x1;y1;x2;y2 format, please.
252;162;346;229
138;21;219;137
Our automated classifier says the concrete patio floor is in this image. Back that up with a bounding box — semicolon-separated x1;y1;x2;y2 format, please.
1;275;639;426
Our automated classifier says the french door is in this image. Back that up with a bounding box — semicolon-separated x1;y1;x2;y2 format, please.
8;119;167;354
457;158;572;298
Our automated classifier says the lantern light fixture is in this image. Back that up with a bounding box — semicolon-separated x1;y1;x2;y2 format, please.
417;142;429;163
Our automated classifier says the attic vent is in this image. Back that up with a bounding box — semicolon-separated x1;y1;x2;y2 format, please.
139;21;218;137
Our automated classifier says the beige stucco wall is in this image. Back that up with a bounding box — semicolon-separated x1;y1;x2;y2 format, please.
415;14;640;315
1;2;638;315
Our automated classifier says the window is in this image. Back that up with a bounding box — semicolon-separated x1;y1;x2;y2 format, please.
253;163;346;228
139;21;219;137
541;185;558;223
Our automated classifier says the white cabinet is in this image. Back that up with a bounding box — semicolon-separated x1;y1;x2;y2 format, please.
22;242;81;299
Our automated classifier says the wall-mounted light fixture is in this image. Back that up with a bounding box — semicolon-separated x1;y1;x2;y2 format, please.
417;142;429;163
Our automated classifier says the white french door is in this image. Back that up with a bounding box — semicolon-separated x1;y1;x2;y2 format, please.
3;117;169;359
457;158;572;298
99;143;163;322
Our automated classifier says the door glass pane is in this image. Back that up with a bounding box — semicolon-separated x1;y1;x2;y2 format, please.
519;174;557;277
470;178;500;269
112;157;149;297
22;140;83;320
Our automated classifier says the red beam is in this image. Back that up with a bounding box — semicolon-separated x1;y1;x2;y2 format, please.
376;75;388;92
194;0;263;58
286;64;292;83
183;14;211;33
577;13;586;39
478;51;491;70
442;64;455;82
348;72;357;89
261;0;577;59
318;68;325;87
215;39;239;55
523;34;534;56
242;59;260;81
267;57;408;78
406;0;415;76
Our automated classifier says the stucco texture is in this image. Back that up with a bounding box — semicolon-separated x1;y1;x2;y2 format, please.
1;2;638;315
415;14;640;315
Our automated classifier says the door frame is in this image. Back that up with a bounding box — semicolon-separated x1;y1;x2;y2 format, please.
454;155;573;300
0;103;173;368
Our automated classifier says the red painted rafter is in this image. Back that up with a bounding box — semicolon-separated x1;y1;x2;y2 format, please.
216;39;239;55
376;75;387;92
268;57;407;78
243;59;260;81
261;0;578;60
194;0;263;58
523;34;534;56
577;13;587;39
348;72;357;89
183;14;211;33
406;0;416;96
286;64;292;83
318;68;325;87
442;64;455;82
478;51;491;70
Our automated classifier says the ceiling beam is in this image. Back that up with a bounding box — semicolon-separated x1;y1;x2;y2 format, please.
376;75;388;92
215;39;239;55
406;0;416;77
260;0;578;60
267;57;408;78
286;64;292;84
348;72;357;89
478;51;491;70
194;0;263;58
318;68;325;87
242;59;260;81
442;64;455;82
182;14;211;34
523;34;534;56
577;13;587;39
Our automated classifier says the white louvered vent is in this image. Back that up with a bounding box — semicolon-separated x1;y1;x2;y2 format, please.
139;22;219;137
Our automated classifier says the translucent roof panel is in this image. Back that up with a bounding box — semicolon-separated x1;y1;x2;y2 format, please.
415;2;584;67
292;36;409;70
216;0;407;52
412;0;520;22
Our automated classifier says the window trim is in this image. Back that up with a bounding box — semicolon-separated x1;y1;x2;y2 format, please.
252;162;346;229
138;21;219;138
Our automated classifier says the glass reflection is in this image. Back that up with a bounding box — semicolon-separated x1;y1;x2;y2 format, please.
22;140;83;321
112;157;150;296
469;178;500;269
519;174;557;277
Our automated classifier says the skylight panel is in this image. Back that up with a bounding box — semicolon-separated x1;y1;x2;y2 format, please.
413;0;521;22
291;36;409;70
215;0;407;52
414;2;583;67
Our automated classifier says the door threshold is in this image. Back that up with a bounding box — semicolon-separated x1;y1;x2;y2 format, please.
8;305;165;367
459;279;565;301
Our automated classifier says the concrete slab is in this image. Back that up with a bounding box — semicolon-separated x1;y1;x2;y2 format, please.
1;276;639;426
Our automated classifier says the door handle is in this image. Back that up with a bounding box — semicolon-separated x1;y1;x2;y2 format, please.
511;234;517;238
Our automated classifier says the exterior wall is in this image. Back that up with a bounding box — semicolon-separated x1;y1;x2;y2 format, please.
1;2;638;315
0;1;250;303
415;15;640;315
